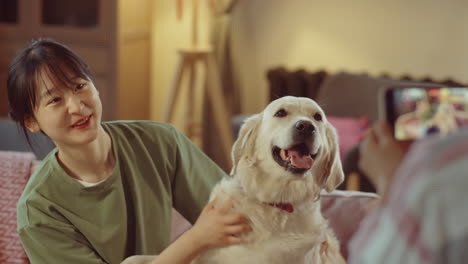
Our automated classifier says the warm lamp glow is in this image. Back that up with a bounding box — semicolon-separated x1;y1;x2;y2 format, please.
176;0;217;47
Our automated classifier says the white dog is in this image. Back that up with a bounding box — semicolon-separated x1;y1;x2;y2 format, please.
192;96;346;264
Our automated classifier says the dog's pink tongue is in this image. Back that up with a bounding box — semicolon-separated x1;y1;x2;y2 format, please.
289;149;313;169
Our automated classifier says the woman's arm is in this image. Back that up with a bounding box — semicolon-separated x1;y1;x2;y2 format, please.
123;199;250;264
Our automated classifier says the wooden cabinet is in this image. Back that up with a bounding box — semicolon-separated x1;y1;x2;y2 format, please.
0;0;152;121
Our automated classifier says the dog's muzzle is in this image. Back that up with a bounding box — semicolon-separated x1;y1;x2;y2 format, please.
272;143;318;175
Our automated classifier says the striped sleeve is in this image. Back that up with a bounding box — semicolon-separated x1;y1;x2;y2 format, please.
349;129;468;264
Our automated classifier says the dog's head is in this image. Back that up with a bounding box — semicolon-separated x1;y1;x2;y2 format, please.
230;96;344;204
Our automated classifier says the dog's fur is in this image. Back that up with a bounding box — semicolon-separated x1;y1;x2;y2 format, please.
192;96;346;264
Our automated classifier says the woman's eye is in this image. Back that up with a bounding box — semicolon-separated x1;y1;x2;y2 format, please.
48;97;61;105
274;109;287;117
75;83;86;91
314;113;322;121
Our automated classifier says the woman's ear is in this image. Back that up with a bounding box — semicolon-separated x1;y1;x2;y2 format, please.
25;117;41;133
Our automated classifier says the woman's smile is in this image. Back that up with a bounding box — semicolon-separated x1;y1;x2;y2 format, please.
71;115;92;129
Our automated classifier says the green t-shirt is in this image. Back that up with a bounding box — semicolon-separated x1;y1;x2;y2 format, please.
17;121;225;264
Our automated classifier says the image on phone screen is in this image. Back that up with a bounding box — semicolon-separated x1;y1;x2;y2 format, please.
388;87;468;140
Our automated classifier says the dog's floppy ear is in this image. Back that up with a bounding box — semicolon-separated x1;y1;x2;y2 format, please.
230;114;261;176
316;122;345;192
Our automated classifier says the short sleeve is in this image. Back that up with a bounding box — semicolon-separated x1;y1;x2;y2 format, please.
19;224;107;264
170;127;226;223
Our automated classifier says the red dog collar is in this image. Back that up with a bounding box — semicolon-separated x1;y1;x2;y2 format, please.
266;202;294;213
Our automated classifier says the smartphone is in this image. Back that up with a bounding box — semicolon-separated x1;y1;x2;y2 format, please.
382;86;468;140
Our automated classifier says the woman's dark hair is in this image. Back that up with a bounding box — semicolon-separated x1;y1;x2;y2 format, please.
7;38;93;147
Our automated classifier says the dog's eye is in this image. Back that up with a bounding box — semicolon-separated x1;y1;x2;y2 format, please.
314;113;322;121
274;109;287;117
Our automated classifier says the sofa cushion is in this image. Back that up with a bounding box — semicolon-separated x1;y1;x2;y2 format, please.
327;116;368;160
321;190;378;259
0;151;35;263
171;209;192;242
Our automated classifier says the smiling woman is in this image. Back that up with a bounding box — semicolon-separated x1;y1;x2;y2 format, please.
6;39;248;264
8;39;94;146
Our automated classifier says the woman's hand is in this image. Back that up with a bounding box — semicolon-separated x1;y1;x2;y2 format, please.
187;197;251;251
146;198;250;264
358;121;411;198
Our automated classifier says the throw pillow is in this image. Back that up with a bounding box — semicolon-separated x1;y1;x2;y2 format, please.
327;116;369;161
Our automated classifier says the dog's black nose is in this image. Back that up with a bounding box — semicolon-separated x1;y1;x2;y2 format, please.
295;120;315;136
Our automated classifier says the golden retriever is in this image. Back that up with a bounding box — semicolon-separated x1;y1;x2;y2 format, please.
192;96;346;264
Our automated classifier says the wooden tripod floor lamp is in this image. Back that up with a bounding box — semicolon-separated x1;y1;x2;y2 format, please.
163;0;234;165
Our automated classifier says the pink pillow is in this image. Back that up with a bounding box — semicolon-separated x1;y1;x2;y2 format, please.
327;116;368;160
0;151;35;264
171;209;191;241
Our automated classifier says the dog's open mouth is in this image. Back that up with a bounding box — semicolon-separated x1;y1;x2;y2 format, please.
272;143;318;174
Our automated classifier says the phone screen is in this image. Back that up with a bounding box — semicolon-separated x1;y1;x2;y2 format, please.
386;87;468;140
